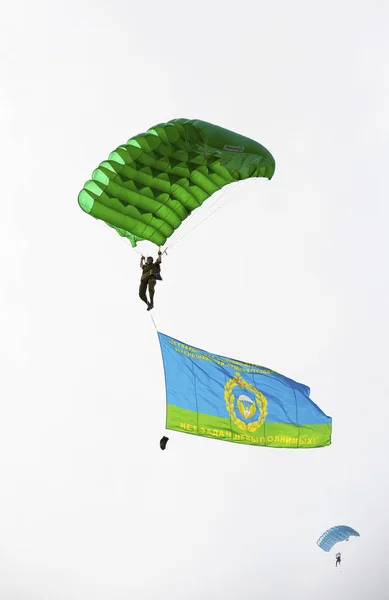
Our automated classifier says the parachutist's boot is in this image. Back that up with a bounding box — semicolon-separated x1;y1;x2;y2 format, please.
147;303;154;311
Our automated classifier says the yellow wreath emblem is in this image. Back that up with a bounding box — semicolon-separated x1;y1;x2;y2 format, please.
224;372;268;432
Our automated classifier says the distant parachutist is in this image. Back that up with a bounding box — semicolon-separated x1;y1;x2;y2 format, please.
160;436;169;450
317;526;359;568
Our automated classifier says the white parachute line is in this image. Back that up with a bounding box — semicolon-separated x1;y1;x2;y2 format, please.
164;185;238;252
162;186;233;250
97;184;238;256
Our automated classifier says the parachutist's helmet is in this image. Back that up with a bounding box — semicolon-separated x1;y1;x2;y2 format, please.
147;256;153;263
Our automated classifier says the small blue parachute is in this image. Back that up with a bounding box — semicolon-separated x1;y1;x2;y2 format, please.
317;525;360;552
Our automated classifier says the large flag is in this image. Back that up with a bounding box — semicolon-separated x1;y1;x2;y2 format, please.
158;333;332;448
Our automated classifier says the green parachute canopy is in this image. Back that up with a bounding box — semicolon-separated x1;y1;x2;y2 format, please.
78;118;276;247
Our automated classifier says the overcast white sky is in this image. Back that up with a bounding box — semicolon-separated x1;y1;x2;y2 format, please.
1;0;389;598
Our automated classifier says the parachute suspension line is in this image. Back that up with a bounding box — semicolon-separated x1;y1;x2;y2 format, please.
164;186;237;252
203;182;234;214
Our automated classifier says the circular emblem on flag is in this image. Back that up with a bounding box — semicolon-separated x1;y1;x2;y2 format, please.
224;373;268;432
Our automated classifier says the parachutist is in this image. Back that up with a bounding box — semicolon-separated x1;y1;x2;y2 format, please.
160;436;169;450
139;251;162;310
335;553;341;567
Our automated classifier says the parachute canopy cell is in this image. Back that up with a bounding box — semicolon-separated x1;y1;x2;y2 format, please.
317;526;360;552
78;118;276;247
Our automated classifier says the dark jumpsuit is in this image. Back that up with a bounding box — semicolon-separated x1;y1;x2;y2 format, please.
139;256;161;306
